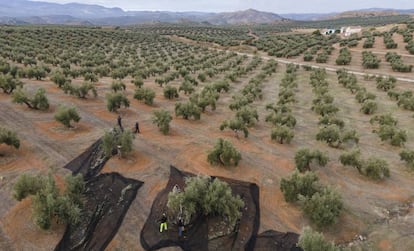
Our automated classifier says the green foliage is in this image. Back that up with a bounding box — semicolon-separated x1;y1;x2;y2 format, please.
83;72;98;82
207;138;241;166
339;148;363;173
318;115;344;129
360;100;378;114
220;118;249;138
175;101;201;120
400;149;414;169
271;125;294;144
315;51;328;63
179;80;195;95
355;89;376;103
152;109;172;135
50;70;70;88
163;85;179;99
110;80;126;92
280;171;320;203
229;94;252;110
298;227;339;251
376;76;396;91
235;106;259;127
13;173;84;230
167;175;244;227
295;148;329;172
133;87;155;105
0;127;20;149
363;157;390;180
54;106;81;128
131;76;144;88
370;113;397;126
316;125;358;148
362;51;381;69
377;125;407;147
0;74;23;94
300;187;343;228
12;87;49;110
63;81;97;99
335;48;352;65
106;92;130;112
102;129;134;158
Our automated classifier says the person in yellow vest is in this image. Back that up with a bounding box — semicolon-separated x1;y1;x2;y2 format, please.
159;213;168;233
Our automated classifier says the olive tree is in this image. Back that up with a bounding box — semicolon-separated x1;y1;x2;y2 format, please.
13;173;84;230
0;74;23;94
400;149;414;169
12;88;49;110
298;227;339;251
110;80;126;92
280;171;320;203
163;85;179;100
207;138;241;166
102;129;134;158
220;118;249;138
106;92;130;112
175;102;201;120
299;187;343;228
271;125;294;144
167;175;244;227
295;148;329;172
54;106;81;128
152;109;172;135
134;87;155;105
0;127;20;149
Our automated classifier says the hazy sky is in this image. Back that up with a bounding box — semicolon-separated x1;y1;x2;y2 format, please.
33;0;414;13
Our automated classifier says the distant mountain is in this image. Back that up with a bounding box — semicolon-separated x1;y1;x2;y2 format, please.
206;8;286;25
0;0;124;19
0;1;413;25
282;8;414;21
325;9;400;20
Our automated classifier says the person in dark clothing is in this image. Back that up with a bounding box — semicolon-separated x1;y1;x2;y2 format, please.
117;115;123;131
134;121;140;134
177;217;184;237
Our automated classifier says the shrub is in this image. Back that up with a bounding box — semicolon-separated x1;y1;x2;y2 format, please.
363;157;390;180
13;173;84;230
167;175;244;227
134;87;155;105
175;101;201;120
0;74;23;94
63;81;97;99
335;48;352;65
298;227;339;251
362;51;381;69
316;125;358;148
131;76;144;88
339;148;363;173
163;85;179;99
378;125;407;147
207;138;241;166
106;92;130;112
152;109;172;135
102;129;134;158
179;80;195;95
50;70;69;88
12;87;49;110
300;187;343;228
220;118;249;138
295;148;328;172
360;100;378;114
271;125;294;144
110;80;126;92
400;149;414;169
280;171;320;203
235;106;259;127
54;106;81;128
0;127;20;149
